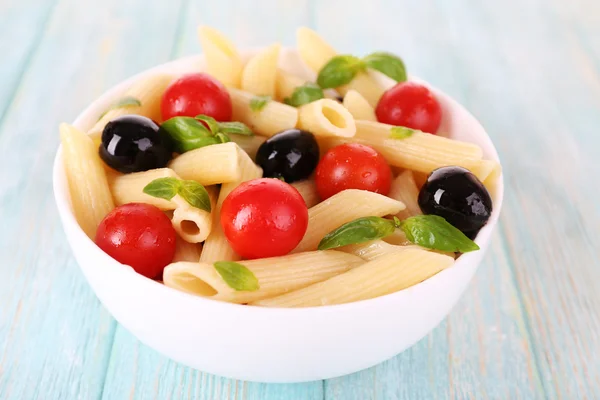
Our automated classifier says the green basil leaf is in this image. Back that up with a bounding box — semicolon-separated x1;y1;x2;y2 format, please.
178;180;211;212
318;216;396;250
194;115;220;135
159;117;216;153
400;215;480;253
214;261;260;292
284;82;325;107
215;132;231;143
250;95;271;112
317;55;365;89
390;126;416;139
142;177;180;201
98;96;141;120
362;52;407;82
217;121;254;136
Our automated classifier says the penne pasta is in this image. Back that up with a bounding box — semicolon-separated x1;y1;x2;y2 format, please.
241;43;281;97
343;89;377;121
471;159;500;184
170;186;218;243
172;237;202;263
254;248;454;307
389;170;422;220
296;27;337;73
229;134;266;160
293;189;405;253
382;229;412;246
109;168;179;210
229;88;298;137
197;26;243;88
338;71;384;107
483;160;502;198
297;99;356;138
275;69;306;102
164;250;363;304
168;142;240;185
291;179;320;208
60;123;115;239
339;240;407;261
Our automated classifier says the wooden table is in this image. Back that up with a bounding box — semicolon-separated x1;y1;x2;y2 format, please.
1;0;598;398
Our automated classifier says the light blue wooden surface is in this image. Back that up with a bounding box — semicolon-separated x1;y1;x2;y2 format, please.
0;0;599;398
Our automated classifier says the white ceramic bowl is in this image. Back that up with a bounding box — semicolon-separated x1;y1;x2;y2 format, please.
53;48;503;383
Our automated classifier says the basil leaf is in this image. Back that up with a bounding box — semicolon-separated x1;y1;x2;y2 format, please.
142;177;180;201
250;95;271;112
390;126;416;139
284;83;325;107
194;115;220;135
400;215;480;253
318;216;396;250
159;117;217;153
98;96;141;120
217;121;254;136
214;261;260;292
178;180;211;212
362;52;407;83
317;55;365;89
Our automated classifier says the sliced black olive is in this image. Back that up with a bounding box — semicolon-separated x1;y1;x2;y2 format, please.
255;129;320;183
99;115;172;173
418;166;492;239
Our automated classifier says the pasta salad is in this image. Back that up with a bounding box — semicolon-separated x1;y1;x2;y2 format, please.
59;26;499;308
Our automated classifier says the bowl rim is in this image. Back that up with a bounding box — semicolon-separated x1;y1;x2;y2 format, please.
53;50;504;315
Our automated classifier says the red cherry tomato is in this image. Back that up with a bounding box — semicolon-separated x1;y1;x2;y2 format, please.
95;203;176;279
161;73;232;121
220;178;308;259
375;81;442;134
315;143;392;200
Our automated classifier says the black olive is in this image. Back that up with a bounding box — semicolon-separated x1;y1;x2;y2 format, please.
418;166;492;239
99;115;172;173
255;129;320;183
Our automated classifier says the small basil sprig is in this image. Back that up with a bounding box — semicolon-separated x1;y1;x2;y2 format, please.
284;83;325;107
159;114;253;153
214;261;260;291
390;126;416;140
143;177;211;212
98;96;141;120
250;95;271;112
317;52;407;89
318;215;479;253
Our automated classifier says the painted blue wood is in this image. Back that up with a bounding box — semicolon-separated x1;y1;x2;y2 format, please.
0;0;599;398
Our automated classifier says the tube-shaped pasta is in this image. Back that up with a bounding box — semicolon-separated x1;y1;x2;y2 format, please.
88;74;173;139
172;237;202;263
170;187;218;243
291;179;320;208
254;248;454;307
483;160;502;198
197;26;243;88
293;189;405;253
382;229;411;246
389;170;422;220
228;134;266;160
229;88;298;137
163;250;363;304
343;89;377;121
241;43;280;97
109;168;179;210
339;240;407;261
297;99;356;138
338;72;384;107
296;27;337;73
60;123;115;239
470;159;500;184
168;142;240;184
275;69;306;102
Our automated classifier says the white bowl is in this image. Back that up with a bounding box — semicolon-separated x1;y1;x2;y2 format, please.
53;48;503;383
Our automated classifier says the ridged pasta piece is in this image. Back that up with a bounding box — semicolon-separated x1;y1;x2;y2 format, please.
170;186;218;243
88;74;173;139
382;229;412;246
254;248;454;307
483;160;502;199
343;89;377;121
293;189;405;253
60;123;115;239
229;134;266;160
197;26;243;88
172;237;202;263
338;72;385;107
275;69;306;102
109;168;179;210
297;99;356;138
241;43;281;97
163;250;363;304
389;170;422;220
471;159;501;184
200;149;263;262
168;142;240;185
291;179;320;208
229;88;298;137
339;240;408;261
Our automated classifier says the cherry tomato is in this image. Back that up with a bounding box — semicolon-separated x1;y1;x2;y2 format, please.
375;81;442;134
220;178;308;259
315;143;392;200
95;203;176;279
161;73;232;121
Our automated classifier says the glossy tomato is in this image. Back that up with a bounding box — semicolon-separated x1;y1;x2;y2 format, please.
161;73;232;121
315;143;392;200
95;203;176;279
375;81;442;134
220;178;308;259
